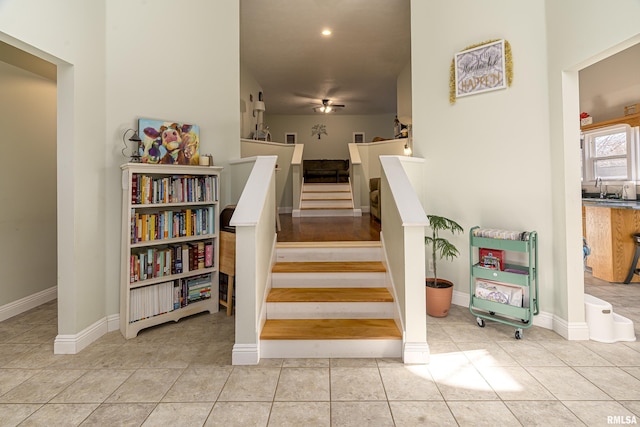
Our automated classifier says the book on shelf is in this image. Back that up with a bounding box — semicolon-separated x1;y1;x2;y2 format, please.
205;242;213;268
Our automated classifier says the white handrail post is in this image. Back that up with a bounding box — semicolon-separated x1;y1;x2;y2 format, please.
292;144;304;217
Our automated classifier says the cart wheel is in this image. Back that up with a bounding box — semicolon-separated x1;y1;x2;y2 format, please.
489;311;495;316
515;328;523;340
521;319;528;323
476;317;485;328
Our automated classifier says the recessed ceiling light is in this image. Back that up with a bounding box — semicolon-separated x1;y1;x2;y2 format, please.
321;29;332;36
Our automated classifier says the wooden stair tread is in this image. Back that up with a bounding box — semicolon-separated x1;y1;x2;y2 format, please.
267;287;393;303
261;319;401;340
272;261;386;273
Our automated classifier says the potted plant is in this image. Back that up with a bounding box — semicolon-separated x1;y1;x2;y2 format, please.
425;215;464;317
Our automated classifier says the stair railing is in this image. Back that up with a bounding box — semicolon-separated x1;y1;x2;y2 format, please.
291;144;304;217
379;155;430;363
229;155;278;365
348;143;363;214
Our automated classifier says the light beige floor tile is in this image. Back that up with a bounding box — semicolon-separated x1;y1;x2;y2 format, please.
330;358;378;367
456;342;520;368
425;324;452;342
256;358;284;367
389;401;457;426
0;404;41;426
563;400;637;427
331;401;394;427
505;401;584;426
189;342;234;366
3;343;63;369
51;369;134;403
0;343;40;367
79;403;156;426
622;366;640;381
620;400;640;417
581;341;640;366
142;402;213;427
497;340;566;366
217;367;280;401
375;358;404;367
269;401;330;427
330;367;386;401
378;365;442;400
204;402;271;427
106;368;181;403
275;367;330;401
162;366;232;402
447;401;520;426
538;340;614;366
20;403;99;427
525;367;611;400
282;358;329;368
0;369;86;403
440;323;497;343
428;361;498;401
6;324;58;344
0;369;38;396
477;366;556;400
574;366;640;400
139;344;201;369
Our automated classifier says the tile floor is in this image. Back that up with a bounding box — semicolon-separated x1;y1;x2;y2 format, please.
0;282;639;426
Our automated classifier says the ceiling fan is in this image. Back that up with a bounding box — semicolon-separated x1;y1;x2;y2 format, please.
314;99;345;113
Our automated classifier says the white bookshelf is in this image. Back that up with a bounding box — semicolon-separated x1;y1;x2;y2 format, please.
120;163;222;339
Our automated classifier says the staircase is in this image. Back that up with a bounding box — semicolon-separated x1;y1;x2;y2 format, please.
260;241;402;359
299;182;359;217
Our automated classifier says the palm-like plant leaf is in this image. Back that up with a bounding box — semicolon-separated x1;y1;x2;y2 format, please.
425;215;463;287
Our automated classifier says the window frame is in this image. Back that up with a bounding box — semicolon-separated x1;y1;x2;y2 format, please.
582;124;636;183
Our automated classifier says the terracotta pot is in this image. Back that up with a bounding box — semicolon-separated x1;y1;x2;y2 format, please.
426;278;453;318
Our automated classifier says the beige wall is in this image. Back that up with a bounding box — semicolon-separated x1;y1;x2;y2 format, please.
579;43;640;122
0;60;56;307
264;114;396;159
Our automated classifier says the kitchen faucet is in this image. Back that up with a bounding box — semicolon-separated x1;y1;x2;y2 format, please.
596;177;606;198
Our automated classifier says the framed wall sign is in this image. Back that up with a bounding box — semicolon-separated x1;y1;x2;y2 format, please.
285;132;297;144
450;39;512;103
454;39;506;98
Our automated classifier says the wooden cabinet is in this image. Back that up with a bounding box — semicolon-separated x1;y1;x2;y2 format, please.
120;163;222;338
584;205;640;283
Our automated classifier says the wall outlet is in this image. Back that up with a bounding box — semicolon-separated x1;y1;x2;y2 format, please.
428;260;434;272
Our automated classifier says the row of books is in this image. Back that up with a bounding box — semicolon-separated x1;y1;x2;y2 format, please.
129;242;214;283
130;207;214;243
132;174;218;205
129;274;212;323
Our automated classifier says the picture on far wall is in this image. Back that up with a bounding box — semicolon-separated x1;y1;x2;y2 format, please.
285;132;297;144
138;118;200;165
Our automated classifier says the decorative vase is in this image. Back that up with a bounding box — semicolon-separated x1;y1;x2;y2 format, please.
426;278;454;318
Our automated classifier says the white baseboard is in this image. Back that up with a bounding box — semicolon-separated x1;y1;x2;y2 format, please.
403;342;430;364
107;314;120;332
54;316;109;355
232;343;260;365
0;286;57;322
451;291;568;340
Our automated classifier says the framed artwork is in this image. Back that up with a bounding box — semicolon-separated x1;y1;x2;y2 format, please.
138;118;200;165
285;132;297;144
353;132;365;143
454;39;506;99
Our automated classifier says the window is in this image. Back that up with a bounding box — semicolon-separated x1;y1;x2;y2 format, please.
353;132;365;143
582;124;637;182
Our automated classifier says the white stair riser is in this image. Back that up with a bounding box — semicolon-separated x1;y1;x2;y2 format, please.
299;209;360;217
303;184;351;192
276;247;382;262
260;339;402;359
271;272;386;288
301;200;353;209
266;302;394;319
302;192;352;200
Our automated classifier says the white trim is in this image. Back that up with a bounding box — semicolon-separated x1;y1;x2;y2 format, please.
556;316;590;341
452;290;558;332
232;343;260;365
54;316;108;354
403;342;430;364
107;314;120;332
0;286;57;322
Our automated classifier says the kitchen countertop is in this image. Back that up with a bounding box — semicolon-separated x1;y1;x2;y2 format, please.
582;198;640;209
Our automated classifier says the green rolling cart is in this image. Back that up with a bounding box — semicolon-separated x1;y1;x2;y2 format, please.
469;226;539;339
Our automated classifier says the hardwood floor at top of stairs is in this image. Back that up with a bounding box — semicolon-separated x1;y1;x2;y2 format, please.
277;213;380;242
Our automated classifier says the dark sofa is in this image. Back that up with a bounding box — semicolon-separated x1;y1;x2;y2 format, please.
303;159;350;183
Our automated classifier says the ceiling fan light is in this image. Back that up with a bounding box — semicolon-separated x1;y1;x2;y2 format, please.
325;106;332;113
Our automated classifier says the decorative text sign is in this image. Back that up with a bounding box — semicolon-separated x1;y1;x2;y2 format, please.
454;40;506;98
